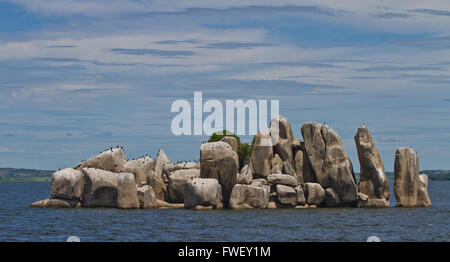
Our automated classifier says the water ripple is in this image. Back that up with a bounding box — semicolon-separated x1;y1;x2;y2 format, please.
0;182;449;241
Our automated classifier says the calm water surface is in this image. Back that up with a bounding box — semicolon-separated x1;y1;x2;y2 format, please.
0;182;449;242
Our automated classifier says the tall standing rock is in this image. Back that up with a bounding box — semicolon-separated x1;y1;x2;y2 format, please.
301;122;358;205
251;130;273;178
147;170;168;201
354;125;390;205
137;185;157;209
295;186;306;206
220;136;238;153
117;172;140;209
394;147;431;207
270;116;294;166
75;148;127;173
271;154;283;172
282;161;296;178
238;164;253;185
301;141;317;183
154;149;171;177
200;141;239;206
417;174;432;207
294;150;304;184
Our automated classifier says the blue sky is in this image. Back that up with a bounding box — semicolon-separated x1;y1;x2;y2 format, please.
0;0;449;171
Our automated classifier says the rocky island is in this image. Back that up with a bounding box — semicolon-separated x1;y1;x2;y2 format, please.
31;116;432;210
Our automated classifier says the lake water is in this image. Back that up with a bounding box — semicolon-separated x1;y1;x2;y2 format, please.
0;182;448;242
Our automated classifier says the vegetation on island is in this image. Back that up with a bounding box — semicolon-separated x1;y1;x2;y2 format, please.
208;130;252;168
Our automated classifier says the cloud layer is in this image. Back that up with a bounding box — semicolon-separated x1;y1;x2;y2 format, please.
0;0;449;170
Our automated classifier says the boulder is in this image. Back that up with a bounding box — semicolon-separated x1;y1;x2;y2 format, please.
271;154;283;172
267;174;298;187
358;192;370;201
270;115;294;142
148;170;168;201
30;198;80;208
276;185;297;206
75;148;127;173
302;183;325;206
357;193;388;208
268;202;277;209
192;205;214;210
250;178;269;187
251;130;273;178
358;198;389;208
184;178;222;209
295;186;306;206
155;199;184;209
220;136;238;153
168;169;200;203
81;168;119;208
323;188;341;207
417;174;432;207
301;122;358;205
229;184;269;209
137;185;157;209
117;172;139;209
200;141;239;206
282;161;296;177
355;125;389;200
271;164;282;174
296;204;317;209
294;150;304;184
270;116;294;166
274;139;294;167
301;144;317;183
155;149;171;177
163;161;200;177
238;164;253;185
121;156;155;186
394;147;431;207
51;168;84;200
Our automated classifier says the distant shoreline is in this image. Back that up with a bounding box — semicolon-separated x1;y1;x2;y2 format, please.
1;167;450;183
0;168;53;183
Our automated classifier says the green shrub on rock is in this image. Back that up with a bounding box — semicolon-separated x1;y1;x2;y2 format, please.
208;130;252;169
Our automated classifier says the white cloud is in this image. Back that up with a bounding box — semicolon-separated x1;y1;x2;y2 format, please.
0;146;11;153
7;0;450;15
0;1;448;101
0;146;24;153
